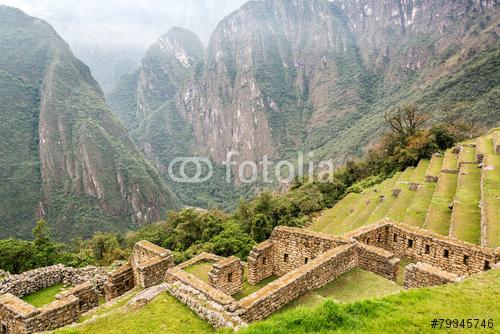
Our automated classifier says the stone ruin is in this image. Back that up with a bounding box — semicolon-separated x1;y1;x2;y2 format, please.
1;223;498;332
104;240;174;301
0;241;175;334
208;256;244;296
165;221;499;329
0;265;107;334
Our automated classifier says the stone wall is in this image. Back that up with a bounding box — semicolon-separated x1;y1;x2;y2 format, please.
132;241;174;288
133;241;171;264
247;241;274;285
239;244;358;322
208;257;244;296
269;226;347;276
346;221;498;276
404;262;462;289
0;294;37;334
0;288;93;333
57;282;99;314
104;263;135;301
356;243;400;281
0;265;106;298
165;267;245;329
29;295;79;333
176;253;223;270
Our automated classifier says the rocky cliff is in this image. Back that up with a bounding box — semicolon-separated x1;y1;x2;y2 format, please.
109;0;499;207
0;6;179;240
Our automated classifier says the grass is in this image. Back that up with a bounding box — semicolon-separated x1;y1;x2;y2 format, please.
404;182;436;227
386;162;428;222
77;289;138;323
403;159;438;226
277;268;403;313
309;172;403;235
426;154;444;177
365;170;411;224
423;172;457;236
309;193;362;234
480;137;500;248
441;149;459;171
183;260;216;283
54;293;215;334
459;145;477;163
21;283;66;308
240;269;500;334
449;163;482;244
235;272;279;300
344;176;403;231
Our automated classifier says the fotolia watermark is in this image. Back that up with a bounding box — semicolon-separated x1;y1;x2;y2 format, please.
167;151;334;184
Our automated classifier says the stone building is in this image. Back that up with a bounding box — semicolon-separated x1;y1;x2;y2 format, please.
0;241;174;334
1;222;498;332
166;221;499;328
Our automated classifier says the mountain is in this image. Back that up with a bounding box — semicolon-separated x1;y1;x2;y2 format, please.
0;6;179;241
109;0;499;207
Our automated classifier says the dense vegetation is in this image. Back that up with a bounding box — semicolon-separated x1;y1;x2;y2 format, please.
0;106;475;272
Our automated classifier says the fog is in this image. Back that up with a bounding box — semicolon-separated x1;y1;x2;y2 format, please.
0;0;248;90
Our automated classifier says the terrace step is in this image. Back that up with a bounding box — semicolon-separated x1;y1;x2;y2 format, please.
365;168;414;224
423;149;459;235
385;160;429;222
476;131;500;247
449;145;481;244
404;156;444;227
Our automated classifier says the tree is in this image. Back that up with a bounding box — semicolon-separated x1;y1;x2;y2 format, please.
384;105;428;142
430;125;455;150
32;219;50;248
210;223;255;259
89;232;125;265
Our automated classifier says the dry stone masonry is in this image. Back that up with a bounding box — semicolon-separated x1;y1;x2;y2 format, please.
345;220;498;276
404;262;461;289
132;241;174;289
0;265;106;298
0;241;174;333
167;222;498;329
2;222;498;332
208;256;244;296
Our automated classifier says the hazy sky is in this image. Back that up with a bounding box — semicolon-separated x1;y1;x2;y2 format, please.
0;0;246;48
0;0;248;89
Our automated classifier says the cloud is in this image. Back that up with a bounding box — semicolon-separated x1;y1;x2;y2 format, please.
0;0;247;49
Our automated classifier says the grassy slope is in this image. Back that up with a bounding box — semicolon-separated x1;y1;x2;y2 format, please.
423;150;459;235
404;156;443;226
241;269;500;334
22;283;65;307
183;260;216;283
449;149;482;244
54;293;215;334
477;131;500;248
386;161;429;222
309;193;362;234
365;169;414;224
276;268;402;313
309;172;402;235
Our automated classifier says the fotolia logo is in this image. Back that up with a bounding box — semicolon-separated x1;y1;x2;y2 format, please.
167;151;334;184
